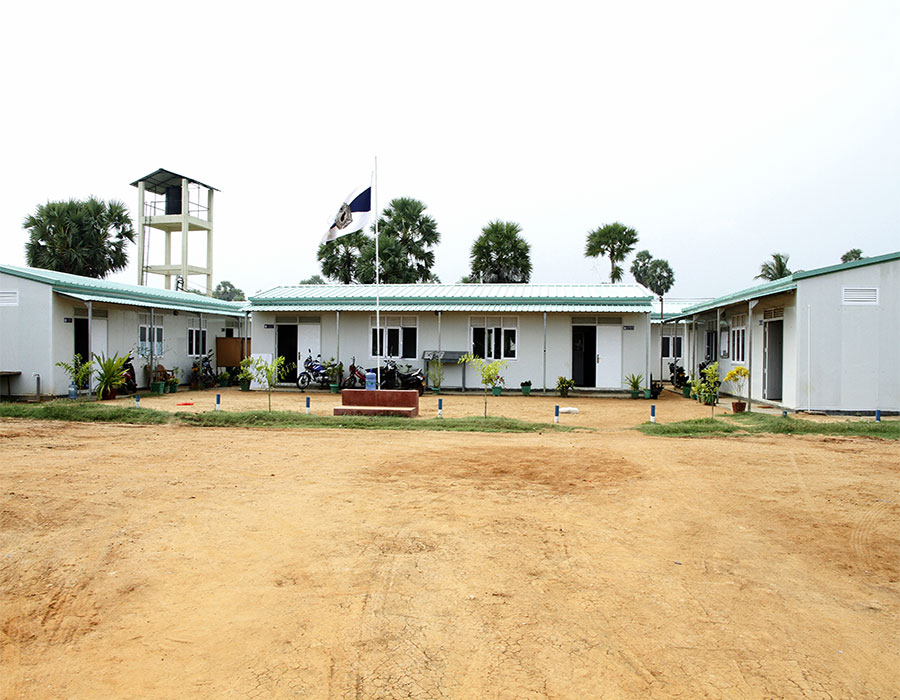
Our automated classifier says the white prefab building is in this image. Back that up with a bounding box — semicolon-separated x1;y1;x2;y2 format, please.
0;265;246;398
247;284;654;391
666;252;900;413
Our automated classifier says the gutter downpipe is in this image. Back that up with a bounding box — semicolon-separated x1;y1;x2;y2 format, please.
336;311;340;367
542;312;547;393
149;308;155;388
748;299;757;412
243;311;249;361
646;310;651;389
87;301;93;397
691;315;697;377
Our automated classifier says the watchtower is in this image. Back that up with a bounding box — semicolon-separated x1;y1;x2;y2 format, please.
131;169;217;294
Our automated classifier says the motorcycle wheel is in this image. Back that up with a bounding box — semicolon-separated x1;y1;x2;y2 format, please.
417;383;425;396
342;375;357;389
297;373;311;390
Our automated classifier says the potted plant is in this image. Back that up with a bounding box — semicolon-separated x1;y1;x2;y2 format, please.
723;365;750;413
458;353;507;417
237;357;255;391
556;376;575;398
326;359;344;394
93;352;127;400
56;353;93;398
427;360;444;394
167;368;180;393
520;380;532;396
625;373;643;399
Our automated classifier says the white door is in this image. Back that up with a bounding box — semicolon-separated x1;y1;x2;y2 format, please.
596;325;622;388
92;319;108;356
298;324;321;365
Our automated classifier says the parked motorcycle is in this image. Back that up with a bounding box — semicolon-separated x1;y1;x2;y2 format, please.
191;349;216;389
297;352;330;390
341;356;367;388
373;358;425;395
668;358;687;389
121;351;137;394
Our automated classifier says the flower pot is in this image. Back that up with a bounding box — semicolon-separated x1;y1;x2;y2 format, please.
731;401;746;413
330;383;340;394
521;385;531;396
491;386;502;396
168;383;178;394
151;381;165;396
431;387;441;395
631;390;641;399
240;380;251;392
643;389;652;399
100;387;117;401
682;385;691;398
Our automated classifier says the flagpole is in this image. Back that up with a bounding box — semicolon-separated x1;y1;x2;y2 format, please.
375;156;381;388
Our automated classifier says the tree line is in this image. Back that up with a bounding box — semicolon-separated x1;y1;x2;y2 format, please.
21;196;869;295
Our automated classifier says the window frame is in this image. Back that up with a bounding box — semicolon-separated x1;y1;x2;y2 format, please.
138;314;164;357
730;314;746;364
370;316;418;360
470;316;518;360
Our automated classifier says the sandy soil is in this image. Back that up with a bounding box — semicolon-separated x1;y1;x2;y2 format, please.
1;389;898;699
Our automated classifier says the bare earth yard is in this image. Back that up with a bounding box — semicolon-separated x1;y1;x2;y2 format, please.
1;390;898;699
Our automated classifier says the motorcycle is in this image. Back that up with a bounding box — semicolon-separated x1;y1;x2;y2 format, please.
121;351;137;394
341;356;367;388
668;358;687;389
374;358;425;395
297;352;330;390
191;349;217;389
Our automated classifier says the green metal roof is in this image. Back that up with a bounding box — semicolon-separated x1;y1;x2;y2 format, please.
668;251;899;320
0;264;245;316
249;283;654;313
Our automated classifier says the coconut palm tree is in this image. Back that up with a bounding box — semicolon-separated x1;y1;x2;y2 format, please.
24;197;134;278
585;222;639;282
840;248;863;263
467;220;532;283
755;253;792;281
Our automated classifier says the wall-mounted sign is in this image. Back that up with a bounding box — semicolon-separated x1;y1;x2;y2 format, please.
623;325;635;331
264;323;275;329
63;317;73;323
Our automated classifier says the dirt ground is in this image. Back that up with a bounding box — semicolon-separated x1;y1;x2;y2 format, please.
1;389;898;699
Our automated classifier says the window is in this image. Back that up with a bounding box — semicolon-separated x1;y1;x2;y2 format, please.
138;314;163;356
188;319;207;357
730;314;746;363
370;316;417;359
470;316;518;360
661;335;682;359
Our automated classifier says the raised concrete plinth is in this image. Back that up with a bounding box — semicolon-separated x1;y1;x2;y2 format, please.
333;389;419;418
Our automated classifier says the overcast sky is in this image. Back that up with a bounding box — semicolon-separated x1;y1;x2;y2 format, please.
2;1;897;299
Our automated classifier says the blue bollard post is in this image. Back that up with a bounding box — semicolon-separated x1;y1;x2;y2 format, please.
216;393;221;411
782;409;788;418
438;398;443;419
875;409;881;422
306;396;311;415
554;405;559;424
135;395;140;408
650;404;656;423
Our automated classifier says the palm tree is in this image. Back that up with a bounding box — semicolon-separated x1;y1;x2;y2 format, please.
585;222;639;282
357;233;420;284
632;251;675;380
317;231;367;284
841;248;863;263
467;220;532;283
24;197;134;278
755;253;792;281
375;197;441;283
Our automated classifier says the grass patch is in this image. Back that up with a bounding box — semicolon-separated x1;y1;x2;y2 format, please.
637;411;898;439
0;401;568;434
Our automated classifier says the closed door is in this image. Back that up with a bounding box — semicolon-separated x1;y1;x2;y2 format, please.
764;320;783;400
596;325;622;388
298;324;321;370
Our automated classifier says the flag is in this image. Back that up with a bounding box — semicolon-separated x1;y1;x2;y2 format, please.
322;178;374;244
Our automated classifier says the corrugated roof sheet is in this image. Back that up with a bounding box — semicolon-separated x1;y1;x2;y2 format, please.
0;264;245;316
249;283;653;312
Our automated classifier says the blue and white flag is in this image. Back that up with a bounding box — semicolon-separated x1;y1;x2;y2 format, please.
322;177;374;244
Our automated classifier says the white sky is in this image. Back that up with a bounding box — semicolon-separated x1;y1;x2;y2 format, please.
2;0;897;299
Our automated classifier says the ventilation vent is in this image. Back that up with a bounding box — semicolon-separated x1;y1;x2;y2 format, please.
275;315;298;324
763;307;784;320
0;291;18;307
73;307;108;318
842;287;878;305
